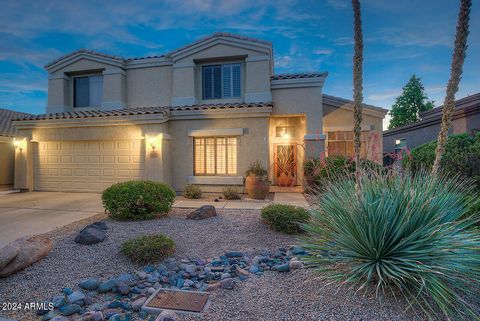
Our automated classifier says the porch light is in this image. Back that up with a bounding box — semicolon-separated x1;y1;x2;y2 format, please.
395;139;401;145
147;136;157;151
13;137;26;151
281;128;290;139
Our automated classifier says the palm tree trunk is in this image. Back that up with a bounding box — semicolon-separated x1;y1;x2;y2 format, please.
432;0;471;175
352;0;363;194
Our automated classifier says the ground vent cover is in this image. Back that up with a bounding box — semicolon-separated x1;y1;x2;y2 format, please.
143;289;209;314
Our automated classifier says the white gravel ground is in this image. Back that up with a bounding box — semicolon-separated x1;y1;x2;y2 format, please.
0;209;423;321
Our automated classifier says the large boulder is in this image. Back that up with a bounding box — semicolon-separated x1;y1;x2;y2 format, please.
186;205;217;220
75;227;106;245
0;235;52;277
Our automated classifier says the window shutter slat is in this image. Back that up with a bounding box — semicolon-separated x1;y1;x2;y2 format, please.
202;67;213;99
74;77;90;107
232;64;241;97
213;66;222;99
89;76;103;107
222;65;232;98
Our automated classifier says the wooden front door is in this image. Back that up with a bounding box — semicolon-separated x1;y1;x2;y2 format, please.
274;144;297;186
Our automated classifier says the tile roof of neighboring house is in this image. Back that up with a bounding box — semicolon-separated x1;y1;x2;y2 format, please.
322;94;388;113
384;92;480;135
14;102;273;121
271;72;328;80
0;108;32;136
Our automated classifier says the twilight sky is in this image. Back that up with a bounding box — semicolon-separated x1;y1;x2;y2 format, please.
0;0;479;128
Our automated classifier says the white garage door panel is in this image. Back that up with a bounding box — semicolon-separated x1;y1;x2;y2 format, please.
34;140;145;192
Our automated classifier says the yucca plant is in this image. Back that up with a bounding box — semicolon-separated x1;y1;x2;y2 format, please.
301;170;480;319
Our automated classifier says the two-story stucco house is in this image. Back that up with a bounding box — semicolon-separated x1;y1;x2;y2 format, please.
12;32;387;193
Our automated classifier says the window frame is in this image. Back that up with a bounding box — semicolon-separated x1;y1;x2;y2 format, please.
72;73;104;108
193;136;238;176
201;62;242;100
326;131;369;158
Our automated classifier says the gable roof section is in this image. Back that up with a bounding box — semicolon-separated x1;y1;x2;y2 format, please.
166;32;273;62
0;108;32;136
323;94;388;117
44;49;126;72
14;102;273;121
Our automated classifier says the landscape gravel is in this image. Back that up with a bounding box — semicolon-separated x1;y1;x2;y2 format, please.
0;209;423;320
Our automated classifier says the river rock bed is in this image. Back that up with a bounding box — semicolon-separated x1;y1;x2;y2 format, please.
37;248;306;321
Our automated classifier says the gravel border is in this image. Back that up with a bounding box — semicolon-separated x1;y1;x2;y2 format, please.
0;209;424;321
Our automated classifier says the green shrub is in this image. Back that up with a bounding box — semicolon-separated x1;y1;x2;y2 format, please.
183;184;202;199
102;180;175;220
121;234;175;263
404;132;480;189
302;170;480;320
245;160;268;178
261;204;310;234
222;187;241;200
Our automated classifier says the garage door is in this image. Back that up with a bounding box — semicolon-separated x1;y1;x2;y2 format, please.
34;140;145;192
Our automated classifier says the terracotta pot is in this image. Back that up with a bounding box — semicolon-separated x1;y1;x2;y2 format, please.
245;175;270;200
277;172;295;187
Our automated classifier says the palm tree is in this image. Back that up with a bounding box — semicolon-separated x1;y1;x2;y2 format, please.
432;0;471;175
352;0;363;194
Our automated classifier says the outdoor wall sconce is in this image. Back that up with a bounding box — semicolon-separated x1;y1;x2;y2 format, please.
147;136;157;151
13;137;26;151
145;134;161;158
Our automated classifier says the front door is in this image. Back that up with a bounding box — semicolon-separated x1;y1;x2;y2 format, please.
274;144;297;186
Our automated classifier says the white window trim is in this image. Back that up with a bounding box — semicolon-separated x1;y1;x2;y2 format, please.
71;73;104;109
197;60;244;103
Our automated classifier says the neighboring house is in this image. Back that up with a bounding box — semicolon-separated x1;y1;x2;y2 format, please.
12;32;387;193
384;93;480;155
0;108;31;188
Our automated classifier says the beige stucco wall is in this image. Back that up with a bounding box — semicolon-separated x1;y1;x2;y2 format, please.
168;116;270;192
126;66;173;107
323;104;384;162
0;141;15;185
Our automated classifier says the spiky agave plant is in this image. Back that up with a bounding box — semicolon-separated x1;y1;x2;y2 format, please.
301;170;480;319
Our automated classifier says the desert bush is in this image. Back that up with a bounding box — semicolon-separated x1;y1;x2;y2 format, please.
306;155;382;191
121;234;175;263
183;184;202;199
404;132;480;189
301;170;480;319
222;187;241;200
261;204;309;234
102;180;175;220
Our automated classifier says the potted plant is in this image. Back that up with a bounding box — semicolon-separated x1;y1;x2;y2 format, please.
245;160;270;200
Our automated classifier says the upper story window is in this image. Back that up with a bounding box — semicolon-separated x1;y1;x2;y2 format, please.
74;75;103;107
202;64;241;100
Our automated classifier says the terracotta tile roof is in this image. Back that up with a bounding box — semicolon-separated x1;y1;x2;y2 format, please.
0;108;32;136
14;102;273;121
322;94;388;114
271;72;328;80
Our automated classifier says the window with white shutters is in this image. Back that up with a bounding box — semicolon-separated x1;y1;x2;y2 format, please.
74;75;103;107
194;137;237;175
202;63;241;99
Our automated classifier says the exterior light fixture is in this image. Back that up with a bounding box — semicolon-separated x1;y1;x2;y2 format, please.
281;127;290;139
147;137;157;151
13;137;26;151
395;139;401;145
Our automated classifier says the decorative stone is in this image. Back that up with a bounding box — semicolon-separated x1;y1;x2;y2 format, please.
147;287;156;294
249;265;260;273
0;235;52;277
117;283;130;295
137;271;147;279
63;288;73;295
74;227;106;245
155;309;180;321
50;317;70;321
185;264;196;274
67;290;85;304
186;205;217;220
289;260;304;269
79;278;100;290
89;221;108;230
131;297;146;311
237;268;249;276
275;263;291;272
92;311;105;321
225;251;243;258
291;246;306;255
205;282;221;291
77;312;95;321
59;303;82;316
220;278;235;290
98;279;117;293
220;272;231;280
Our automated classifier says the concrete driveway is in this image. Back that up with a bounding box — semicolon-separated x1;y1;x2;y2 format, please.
0;192;103;247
